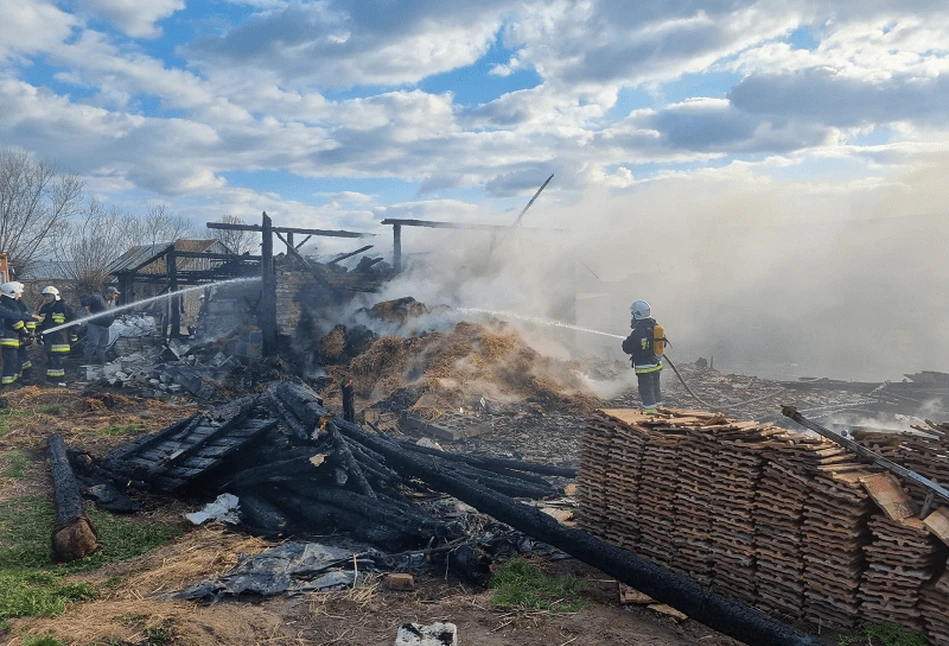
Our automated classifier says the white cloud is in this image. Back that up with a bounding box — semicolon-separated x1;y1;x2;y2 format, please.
74;0;184;38
186;1;511;87
0;0;76;60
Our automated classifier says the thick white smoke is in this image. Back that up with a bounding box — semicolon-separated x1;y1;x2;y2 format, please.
366;154;949;382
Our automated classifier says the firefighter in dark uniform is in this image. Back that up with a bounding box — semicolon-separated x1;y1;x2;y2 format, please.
11;282;38;378
0;282;30;387
622;299;667;414
37;286;74;385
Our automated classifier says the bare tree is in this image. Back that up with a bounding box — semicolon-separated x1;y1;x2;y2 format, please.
0;147;83;276
210;214;257;254
126;204;196;247
56;199;132;297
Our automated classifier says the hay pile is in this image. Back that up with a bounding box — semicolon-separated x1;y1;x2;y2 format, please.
334;321;597;412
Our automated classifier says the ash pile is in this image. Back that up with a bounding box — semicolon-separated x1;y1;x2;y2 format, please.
67;382;576;576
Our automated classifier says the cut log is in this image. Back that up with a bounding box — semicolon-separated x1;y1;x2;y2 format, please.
47;434;100;562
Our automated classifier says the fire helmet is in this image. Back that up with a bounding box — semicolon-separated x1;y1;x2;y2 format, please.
630;300;651;321
42;286;61;300
0;282;21;298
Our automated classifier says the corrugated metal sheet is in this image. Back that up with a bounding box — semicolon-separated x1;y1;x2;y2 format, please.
108;242;174;274
109;239;227;275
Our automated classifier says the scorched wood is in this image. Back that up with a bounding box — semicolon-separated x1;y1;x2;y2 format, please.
47;434;100;562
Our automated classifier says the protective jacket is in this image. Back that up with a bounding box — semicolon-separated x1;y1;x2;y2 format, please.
0;299;27;344
38;300;74;354
0;297;27;385
622;317;663;374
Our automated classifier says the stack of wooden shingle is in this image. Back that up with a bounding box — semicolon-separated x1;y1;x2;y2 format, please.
577;410;650;550
861;514;940;630
636;423;688;567
706;422;773;601
603;410;650;551
802;463;875;630
753;434;826;621
576;411;617;535
673;423;721;584
920;569;949;646
859;473;943;632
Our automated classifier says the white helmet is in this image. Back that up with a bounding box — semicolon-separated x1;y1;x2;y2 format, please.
630;299;651;321
42;286;61;300
0;282;20;298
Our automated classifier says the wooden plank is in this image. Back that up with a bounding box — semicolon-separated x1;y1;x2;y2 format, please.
923;507;949;546
860;473;917;521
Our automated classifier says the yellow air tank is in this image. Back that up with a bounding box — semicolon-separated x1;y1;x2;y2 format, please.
653;324;666;355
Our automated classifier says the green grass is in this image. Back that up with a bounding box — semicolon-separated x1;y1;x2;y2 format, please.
839;621;930;646
0;408;37;438
0;497;181;630
37;405;65;416
1;449;31;478
488;559;586;613
23;636;67;646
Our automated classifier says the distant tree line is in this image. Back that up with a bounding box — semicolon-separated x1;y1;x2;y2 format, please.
0;146;256;296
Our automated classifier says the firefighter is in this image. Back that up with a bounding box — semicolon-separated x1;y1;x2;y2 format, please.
0;282;30;387
622;300;667;414
37;286;73;385
11;282;38;378
80;286;119;365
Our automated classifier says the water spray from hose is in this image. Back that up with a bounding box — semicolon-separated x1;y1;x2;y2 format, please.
42;276;261;335
455;306;783;410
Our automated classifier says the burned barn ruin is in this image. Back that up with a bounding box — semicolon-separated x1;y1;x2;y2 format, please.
33;209;949;646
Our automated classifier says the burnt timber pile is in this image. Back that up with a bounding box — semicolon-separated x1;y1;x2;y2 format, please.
578;408;949;644
68;382;572;552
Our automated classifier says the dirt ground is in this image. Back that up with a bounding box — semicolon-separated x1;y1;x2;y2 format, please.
12;526;742;646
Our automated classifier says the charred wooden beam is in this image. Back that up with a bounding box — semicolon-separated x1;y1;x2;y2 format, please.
334;418;822;646
267;390;312;440
47;435;100;562
329;245;374;265
232;488;289;540
396;439;576;477
273;230;333;290
450;462;556;499
270;382;326;432
328;421;375;498
206;221;373;238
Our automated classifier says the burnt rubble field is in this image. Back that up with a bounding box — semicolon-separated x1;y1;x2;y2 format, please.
2;296;948;646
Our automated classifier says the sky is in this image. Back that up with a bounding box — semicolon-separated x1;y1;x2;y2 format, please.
3;1;949;380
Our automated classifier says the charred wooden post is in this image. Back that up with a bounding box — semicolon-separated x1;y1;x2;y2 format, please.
392;223;402;273
260;212;278;357
47;434;100;562
335;419;822;646
168;246;180;338
342;380;356;423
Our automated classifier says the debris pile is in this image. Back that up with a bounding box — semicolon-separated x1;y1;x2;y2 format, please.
68;383;574;555
578;408;949;640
